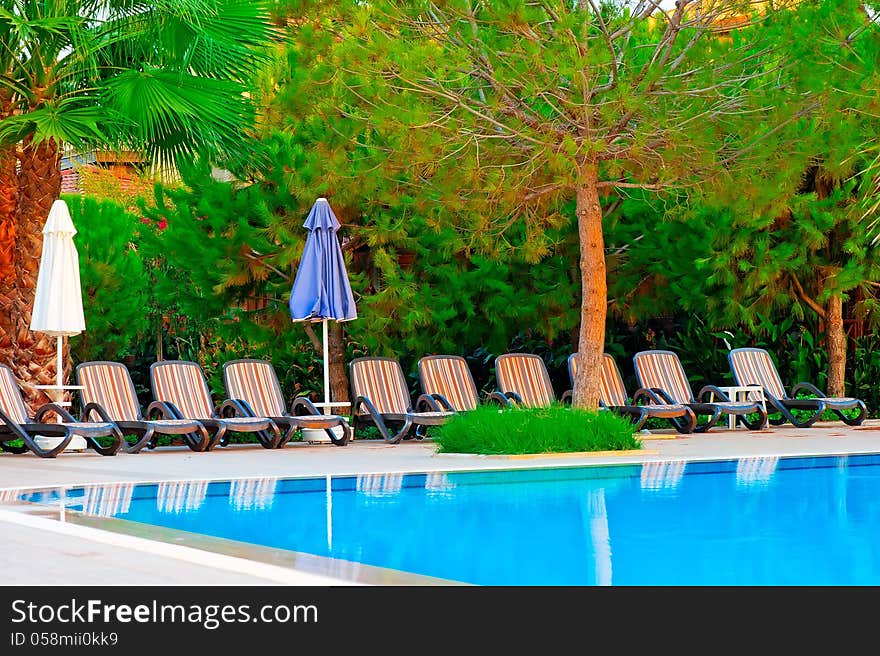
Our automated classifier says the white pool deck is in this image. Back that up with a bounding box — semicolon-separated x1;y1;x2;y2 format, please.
3;419;880;585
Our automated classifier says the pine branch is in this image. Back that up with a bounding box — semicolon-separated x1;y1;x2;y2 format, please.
790;273;826;319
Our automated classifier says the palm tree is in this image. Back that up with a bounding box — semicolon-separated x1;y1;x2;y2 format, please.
0;0;276;407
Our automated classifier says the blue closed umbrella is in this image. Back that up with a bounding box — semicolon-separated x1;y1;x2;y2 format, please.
289;198;357;409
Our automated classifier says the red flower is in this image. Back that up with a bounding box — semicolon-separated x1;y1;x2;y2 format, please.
157;218;168;230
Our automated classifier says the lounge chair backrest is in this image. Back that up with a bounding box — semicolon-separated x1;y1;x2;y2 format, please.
495;353;555;407
223;359;287;417
632;350;694;405
569;353;629;407
150;361;215;419
728;348;787;399
0;365;30;423
418;355;479;412
76;361;142;422
350;357;411;415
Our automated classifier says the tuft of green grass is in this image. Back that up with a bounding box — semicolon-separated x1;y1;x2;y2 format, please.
434;404;641;455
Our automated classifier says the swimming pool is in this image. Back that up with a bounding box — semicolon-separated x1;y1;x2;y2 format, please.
20;453;880;585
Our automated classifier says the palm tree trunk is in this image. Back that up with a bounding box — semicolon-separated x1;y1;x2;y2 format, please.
0;146;18;357
11;138;63;410
572;163;606;410
0;92;19;366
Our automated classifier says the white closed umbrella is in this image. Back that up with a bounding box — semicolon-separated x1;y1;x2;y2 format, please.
29;199;86;394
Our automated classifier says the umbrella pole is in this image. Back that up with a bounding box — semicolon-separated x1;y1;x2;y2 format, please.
323;318;330;412
56;335;63;394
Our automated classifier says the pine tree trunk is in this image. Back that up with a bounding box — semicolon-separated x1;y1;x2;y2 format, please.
0;92;19;366
825;294;846;398
328;321;350;405
572;164;606;410
11;138;63;410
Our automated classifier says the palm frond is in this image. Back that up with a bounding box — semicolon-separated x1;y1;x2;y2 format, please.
0;100;108;148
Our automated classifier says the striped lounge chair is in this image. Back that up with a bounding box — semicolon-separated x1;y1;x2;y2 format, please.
633;350;767;432
564;353;696;433
222;359;352;447
0;364;123;457
150;360;282;450
728;347;866;428
494;353;557;407
349;357;455;443
77;361;212;453
417;355;509;411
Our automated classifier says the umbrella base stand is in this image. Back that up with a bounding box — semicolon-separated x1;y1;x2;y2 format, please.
302;426;345;444
34;434;88;453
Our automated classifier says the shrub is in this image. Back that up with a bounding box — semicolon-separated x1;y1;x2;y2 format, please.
65;194;151;363
434;404;640;455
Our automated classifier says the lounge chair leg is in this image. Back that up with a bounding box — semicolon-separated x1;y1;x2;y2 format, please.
738;407;768;431
693;408;722;433
205;424;225;451
125;426;154;454
631;409;648;433
255;423;280;449
672;408;696;434
837;401;867;427
326;420;351;446
278;424;298;448
84;434;121;456
389;417;413;444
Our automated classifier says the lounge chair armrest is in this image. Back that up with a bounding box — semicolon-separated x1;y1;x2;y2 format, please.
419;393;455;412
697;385;731;403
216;398;254;418
504;391;525;406
431;393;456;412
632;387;665;406
791;382;826;398
352;395;397;442
485;391;512;407
145;400;183;420
290;396;323;416
648;387;678;405
353;395;383;420
561;389;572;405
415;393;443;413
33;402;77;423
79;401;116;424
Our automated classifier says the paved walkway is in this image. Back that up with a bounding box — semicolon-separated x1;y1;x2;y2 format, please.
2;419;880;585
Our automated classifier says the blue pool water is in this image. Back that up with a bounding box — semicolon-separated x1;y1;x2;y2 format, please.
21;454;880;585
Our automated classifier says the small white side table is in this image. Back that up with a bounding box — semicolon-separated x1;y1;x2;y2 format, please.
33;384;87;451
33;384;85;408
302;401;352;443
711;385;766;430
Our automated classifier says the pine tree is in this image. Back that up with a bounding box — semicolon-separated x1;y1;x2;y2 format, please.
285;0;847;409
609;2;880;397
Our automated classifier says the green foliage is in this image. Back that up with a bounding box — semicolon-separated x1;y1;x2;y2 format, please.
62;0;880;428
0;0;278;169
131;151;330;399
65;194;150;363
134;137;582;396
435;404;640;455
